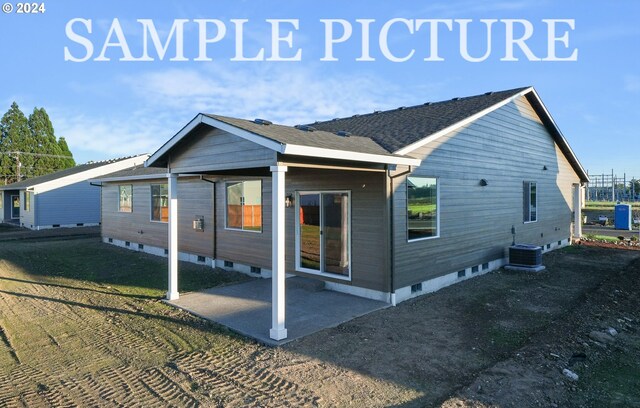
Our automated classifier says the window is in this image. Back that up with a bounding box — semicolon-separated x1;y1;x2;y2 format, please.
151;184;168;222
0;192;3;210
24;191;31;211
407;176;439;241
119;185;133;213
523;181;537;222
226;180;262;232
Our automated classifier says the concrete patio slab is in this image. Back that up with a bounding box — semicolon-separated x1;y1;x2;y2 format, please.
168;277;389;346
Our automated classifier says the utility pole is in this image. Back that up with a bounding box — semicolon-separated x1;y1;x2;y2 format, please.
14;151;21;182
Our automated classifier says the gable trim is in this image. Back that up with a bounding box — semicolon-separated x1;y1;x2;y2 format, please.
394;87;589;183
147;113;421;169
282;144;420;166
394;87;533;156
146;114;285;168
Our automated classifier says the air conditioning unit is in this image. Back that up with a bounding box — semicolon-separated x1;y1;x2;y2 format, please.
506;244;545;272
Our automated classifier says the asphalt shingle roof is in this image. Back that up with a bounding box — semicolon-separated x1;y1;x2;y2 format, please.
99;165;166;180
308;87;529;153
203;114;396;156
0;155;148;190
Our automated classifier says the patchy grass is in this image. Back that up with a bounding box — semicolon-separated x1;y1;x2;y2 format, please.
585;234;621;243
0;237;251;298
577;353;640;407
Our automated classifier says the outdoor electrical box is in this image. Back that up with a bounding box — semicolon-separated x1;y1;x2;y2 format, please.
193;216;204;231
614;204;632;230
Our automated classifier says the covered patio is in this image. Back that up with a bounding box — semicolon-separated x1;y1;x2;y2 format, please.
146;113;419;342
167;276;389;345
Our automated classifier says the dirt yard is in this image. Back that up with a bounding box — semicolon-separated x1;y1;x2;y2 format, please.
0;234;638;407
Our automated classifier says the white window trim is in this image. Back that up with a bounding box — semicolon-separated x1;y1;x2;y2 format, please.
523;181;538;224
224;179;263;233
295;190;352;282
118;185;133;213
407;176;440;242
149;183;169;224
23;191;31;212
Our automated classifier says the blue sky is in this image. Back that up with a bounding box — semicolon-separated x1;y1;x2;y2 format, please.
1;0;639;178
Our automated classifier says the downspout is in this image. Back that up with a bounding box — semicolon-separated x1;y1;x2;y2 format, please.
387;165;412;306
200;175;217;260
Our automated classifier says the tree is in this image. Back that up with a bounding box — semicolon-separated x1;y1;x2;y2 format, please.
0;103;76;185
57;137;75;168
0;102;31;183
28;107;75;173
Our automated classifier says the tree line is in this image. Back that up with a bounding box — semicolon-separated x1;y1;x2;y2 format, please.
0;102;75;185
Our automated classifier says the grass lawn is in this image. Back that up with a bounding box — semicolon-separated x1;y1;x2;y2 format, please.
585;201;640;211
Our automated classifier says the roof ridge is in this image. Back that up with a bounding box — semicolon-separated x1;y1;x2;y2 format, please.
312;86;531;125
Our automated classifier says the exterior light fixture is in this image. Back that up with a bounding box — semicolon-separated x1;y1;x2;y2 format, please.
285;194;294;208
479;179;488;186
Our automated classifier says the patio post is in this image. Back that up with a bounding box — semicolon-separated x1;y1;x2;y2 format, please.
573;183;582;238
270;165;288;340
167;172;179;300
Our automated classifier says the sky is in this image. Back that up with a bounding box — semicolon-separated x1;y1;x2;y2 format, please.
1;0;639;178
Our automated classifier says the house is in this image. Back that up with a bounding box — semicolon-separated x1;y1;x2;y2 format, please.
0;154;148;229
102;86;589;341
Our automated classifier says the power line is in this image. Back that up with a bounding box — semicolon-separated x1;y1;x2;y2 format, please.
0;151;73;159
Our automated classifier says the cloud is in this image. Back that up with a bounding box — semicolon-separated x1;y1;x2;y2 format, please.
54;64;445;161
120;64;418;125
624;75;640;93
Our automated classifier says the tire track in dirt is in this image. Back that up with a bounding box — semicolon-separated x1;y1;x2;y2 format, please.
0;322;20;364
173;349;320;407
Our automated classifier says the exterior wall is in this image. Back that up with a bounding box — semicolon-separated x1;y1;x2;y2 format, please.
285;168;389;292
25;181;101;229
101;178;214;257
213;176;272;269
392;95;581;290
169;126;277;173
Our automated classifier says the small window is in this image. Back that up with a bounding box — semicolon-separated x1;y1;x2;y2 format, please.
119;185;133;213
151;184;169;222
197;255;206;263
472;265;479;273
224;260;233;268
411;283;423;293
523;181;537;222
458;270;466;278
0;192;3;209
138;244;144;250
482;262;489;270
407;176;439;241
24;191;31;211
226;180;262;232
250;266;261;274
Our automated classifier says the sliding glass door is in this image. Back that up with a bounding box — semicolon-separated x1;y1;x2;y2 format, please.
297;191;350;279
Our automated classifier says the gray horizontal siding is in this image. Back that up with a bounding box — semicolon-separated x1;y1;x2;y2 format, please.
214;176;272;268
169;127;277;173
35;182;101;227
285;168;389;292
101;178;214;257
393;95;580;289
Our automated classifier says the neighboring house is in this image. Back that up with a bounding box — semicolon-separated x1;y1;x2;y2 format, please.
104;86;589;341
0;155;148;229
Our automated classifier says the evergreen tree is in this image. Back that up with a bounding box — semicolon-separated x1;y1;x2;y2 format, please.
28;107;74;174
0;103;76;185
0;102;31;183
57;137;75;168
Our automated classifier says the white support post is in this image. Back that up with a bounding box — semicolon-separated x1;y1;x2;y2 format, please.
167;173;179;300
573;183;582;238
270;166;287;341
